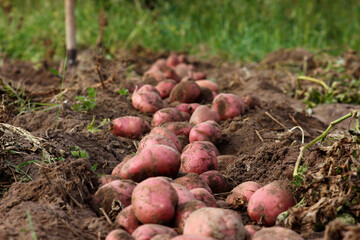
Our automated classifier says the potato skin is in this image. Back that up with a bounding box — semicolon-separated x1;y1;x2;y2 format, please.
174;200;207;233
150;127;182;152
120;145;181;182
171;182;196;205
132;224;178;240
200;171;232;194
152;108;184;127
93;180;137;213
115;205;141;234
195;80;218;92
109;116;150;139
183;207;248;240
163;122;194;136
132;91;167;113
180;141;218;175
138;134;179;152
171;235;216;240
132;177;179;224
190;188;217;207
252;227;304;240
189;106;220;125
189;120;222;144
169;81;201;103
247;181;295;226
106;229;134;240
212;93;245;120
174;173;212;194
226;181;261;205
156;80;177;99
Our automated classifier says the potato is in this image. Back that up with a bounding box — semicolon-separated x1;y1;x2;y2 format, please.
156;80;177;99
174;173;212;194
176;103;200;114
164;69;180;82
241;94;261;109
192;72;206;80
150;233;173;240
132;91;167;113
98;175;121;186
244;225;261;239
211;93;245;120
178;54;187;63
106;229;134;240
152;108;184;127
93;179;137;213
200;171;232;194
189;120;222;144
120;145;181;182
112;154;134;178
125;77;145;93
138;134;179;152
180;141;218;175
171;182;196;205
195;80;218;92
169;81;201;103
247;181;296;226
252;227;304;240
138;84;161;95
109;116;150;139
226;181;262;205
196;87;214;104
166;53;180;67
189;106;220;125
150;127;182;152
143;69;166;84
132;224;178;240
216;155;238;172
174;200;207;233
171;235;216;240
152;58;167;71
163;122;194;136
115;205;141;234
181;112;191;121
183;207;248;240
190;188;217;207
175;63;191;79
132;177;178;224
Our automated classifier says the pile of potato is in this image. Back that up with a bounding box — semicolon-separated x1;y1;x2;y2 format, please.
98;54;303;240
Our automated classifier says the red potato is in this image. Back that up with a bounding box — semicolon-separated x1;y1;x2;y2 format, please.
164;69;180;82
98;175;121;186
175;63;191;79
109;116;150;139
120;145;181;182
132;91;167;113
132;177;178;224
183;207;248;240
138;134;179;153
212;93;245;120
162;122;194;136
106;229;134;240
226;181;262;205
189;106;220;125
115;205;141;234
125;77;145;93
152;58;167;72
166;53;180;67
178;54;187;63
156;80;177;99
180;141;218;175
150;127;182;152
190;188;217;207
174;173;212;194
132;224;178;240
195;80;218;92
216;155;238;172
241;94;261;109
171;182;196;205
112;154;134;178
152;108;184;127
197;87;214;104
252;227;304;240
200;171;232;194
172;235;216;240
247;181;296;226
181;112;191;121
189;120;222;144
191;72;206;80
93;179;137;213
143;69;166;84
174;200;207;233
244;225;261;239
169;81;201;103
150;234;173;240
138;84;161;95
176;103;201;114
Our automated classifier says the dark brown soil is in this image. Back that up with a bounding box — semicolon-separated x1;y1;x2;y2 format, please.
0;49;359;239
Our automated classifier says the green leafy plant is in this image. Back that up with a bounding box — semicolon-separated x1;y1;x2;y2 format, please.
292;165;307;186
87;116;110;133
72;87;97;112
70;146;89;159
91;163;98;172
117;87;129;96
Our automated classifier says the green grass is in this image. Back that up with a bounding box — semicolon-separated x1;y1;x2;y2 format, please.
1;0;360;62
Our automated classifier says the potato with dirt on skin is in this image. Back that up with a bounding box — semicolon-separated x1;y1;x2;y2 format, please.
189;120;222;144
252;226;304;240
174;200;207;233
137;134;179;153
247;181;296;226
132;89;168;114
132;177;178;224
138;84;161;95
109;116;150;139
132;224;178;240
111;154;134;178
115;205;141;234
241;94;261;109
156;80;177;99
120;145;181;182
150;233;174;240
176;103;201;115
200;170;232;194
226;181;262;205
142;69;166;84
190;188;217;207
195;80;218;92
180;141;218;175
162;122;194;136
152;107;184;127
106;229;134;240
172;236;216;240
171;182;196;205
150;127;182;152
174;173;212;194
244;225;262;239
98;174;121;186
183;207;248;240
93;179;137;213
212;93;245;120
169;81;201;103
189;105;220;125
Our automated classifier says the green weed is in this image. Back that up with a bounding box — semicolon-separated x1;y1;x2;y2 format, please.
117;88;129;96
87;116;110;133
70;146;89;159
72;87;97;112
292;165;307;187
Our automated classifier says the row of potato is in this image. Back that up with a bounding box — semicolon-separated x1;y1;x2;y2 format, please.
93;54;303;240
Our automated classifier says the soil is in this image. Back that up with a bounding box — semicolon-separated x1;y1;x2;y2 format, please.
1;49;359;239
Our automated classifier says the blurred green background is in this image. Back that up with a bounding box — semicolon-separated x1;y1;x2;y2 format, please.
1;0;360;62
